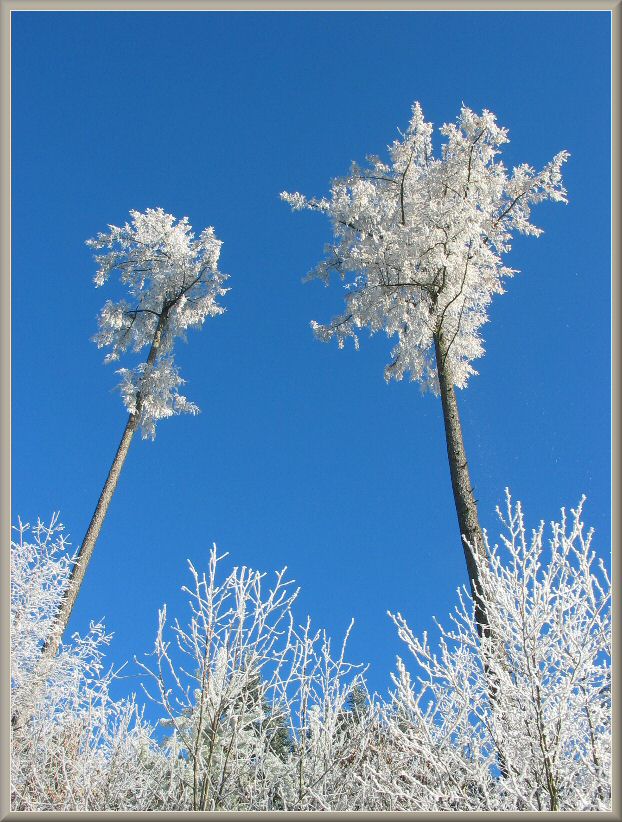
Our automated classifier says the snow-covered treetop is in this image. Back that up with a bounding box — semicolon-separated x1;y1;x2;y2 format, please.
87;208;228;438
282;103;569;390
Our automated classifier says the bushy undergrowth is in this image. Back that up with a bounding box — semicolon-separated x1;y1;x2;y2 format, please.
11;494;611;811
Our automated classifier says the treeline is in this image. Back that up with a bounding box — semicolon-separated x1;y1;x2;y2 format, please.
11;494;611;811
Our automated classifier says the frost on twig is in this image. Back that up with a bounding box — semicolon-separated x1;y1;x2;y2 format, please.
88;208;228;438
11;495;610;811
11;517;161;811
283;103;569;391
380;492;610;811
136;545;373;811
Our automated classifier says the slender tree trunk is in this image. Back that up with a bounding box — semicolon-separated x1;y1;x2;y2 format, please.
39;412;140;661
12;416;142;730
40;307;169;662
433;332;512;778
432;332;488;636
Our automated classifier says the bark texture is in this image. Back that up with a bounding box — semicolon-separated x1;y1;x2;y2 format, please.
433;333;509;776
433;332;489;636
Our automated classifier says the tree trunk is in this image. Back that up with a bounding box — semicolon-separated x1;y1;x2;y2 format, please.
433;332;489;637
39;412;140;661
11;409;140;731
40;307;169;661
433;333;510;777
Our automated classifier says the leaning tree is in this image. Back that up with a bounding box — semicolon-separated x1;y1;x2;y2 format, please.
282;103;568;636
41;207;228;661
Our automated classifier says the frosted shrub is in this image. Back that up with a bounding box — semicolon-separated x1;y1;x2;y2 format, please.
11;495;610;811
137;546;375;811
10;516;161;811
370;493;611;811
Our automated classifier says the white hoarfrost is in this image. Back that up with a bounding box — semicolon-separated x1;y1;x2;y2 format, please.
11;517;162;811
88;208;228;438
380;492;611;811
282;103;569;390
135;547;372;811
11;495;610;810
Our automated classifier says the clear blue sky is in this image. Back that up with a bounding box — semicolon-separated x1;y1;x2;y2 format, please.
12;11;611;710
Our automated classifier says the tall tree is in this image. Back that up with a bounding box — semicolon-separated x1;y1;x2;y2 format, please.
41;208;228;661
282;103;568;635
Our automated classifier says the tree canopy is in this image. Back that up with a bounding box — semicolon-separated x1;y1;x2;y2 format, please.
88;208;228;438
282;103;569;390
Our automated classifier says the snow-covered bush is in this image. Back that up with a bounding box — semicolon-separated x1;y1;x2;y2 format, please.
136;546;374;811
368;492;611;811
10;516;162;811
11;495;611;811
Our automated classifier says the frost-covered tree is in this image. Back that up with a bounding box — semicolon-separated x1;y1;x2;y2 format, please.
42;209;228;662
11;516;162;811
373;493;611;811
137;547;374;811
11;495;610;811
282;103;569;636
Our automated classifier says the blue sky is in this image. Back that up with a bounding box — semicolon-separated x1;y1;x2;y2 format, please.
12;11;611;710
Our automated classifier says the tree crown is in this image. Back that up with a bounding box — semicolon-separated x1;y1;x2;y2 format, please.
87;208;228;437
282;103;569;390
